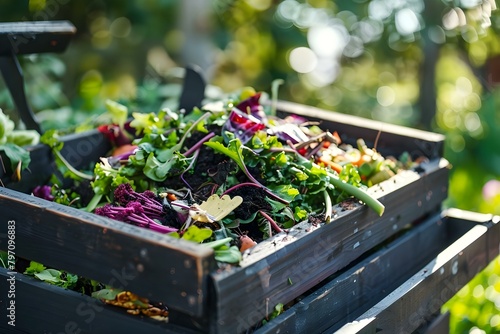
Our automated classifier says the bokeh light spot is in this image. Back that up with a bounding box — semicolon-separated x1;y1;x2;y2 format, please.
395;8;421;36
449;133;465;152
428;25;446;44
245;0;272;11
308;25;348;57
462;25;479;43
277;0;300;21
473;284;485;299
289;47;317;73
376;86;396;106
110;17;132;38
368;0;392;21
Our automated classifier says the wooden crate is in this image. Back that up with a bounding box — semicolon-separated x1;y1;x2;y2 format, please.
0;102;449;333
257;209;499;333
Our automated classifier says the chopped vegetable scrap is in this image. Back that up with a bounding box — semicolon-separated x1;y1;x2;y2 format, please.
93;289;169;320
32;88;424;265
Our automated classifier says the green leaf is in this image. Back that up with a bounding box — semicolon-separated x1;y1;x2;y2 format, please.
0;109;15;143
202;237;233;249
24;261;47;275
182;225;213;243
214;245;242;264
143;151;181;181
63;273;79;289
267;184;299;202
7;130;40;146
35;269;61;283
0;143;31;170
205;139;245;172
40;129;63;150
105;99;128;128
92;288;121;301
294;206;308;221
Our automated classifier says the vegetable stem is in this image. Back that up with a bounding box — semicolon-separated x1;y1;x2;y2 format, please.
183;132;216;157
327;171;385;216
54;150;94;181
323;190;332;223
259;210;283;234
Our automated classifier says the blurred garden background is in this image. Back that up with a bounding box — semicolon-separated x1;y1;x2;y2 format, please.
1;0;500;332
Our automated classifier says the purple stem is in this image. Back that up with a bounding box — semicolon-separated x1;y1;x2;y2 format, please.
128;213;177;234
259;210;283;234
183;132;216;157
223;182;289;205
304;143;323;160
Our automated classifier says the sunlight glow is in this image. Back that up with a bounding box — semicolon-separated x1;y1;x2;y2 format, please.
289;47;317;73
307;25;348;58
395;8;420;35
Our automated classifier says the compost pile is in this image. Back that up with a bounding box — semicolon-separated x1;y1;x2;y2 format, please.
34;89;415;265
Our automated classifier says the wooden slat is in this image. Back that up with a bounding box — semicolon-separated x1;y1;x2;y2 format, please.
255;213;476;333
1;130;111;193
333;210;496;333
209;158;449;333
0;267;199;334
0;21;76;56
0;187;217;317
276;100;445;159
424;312;450;334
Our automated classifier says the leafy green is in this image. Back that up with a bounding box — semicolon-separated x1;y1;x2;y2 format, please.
105;99;128;128
0;109;39;178
92;288;121;301
262;302;285;325
24;261;46;275
41;130;93;181
24;261;79;289
214;245;242;264
179;225;213;243
0;143;31;171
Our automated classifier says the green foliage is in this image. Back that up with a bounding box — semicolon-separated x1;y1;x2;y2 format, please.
443;255;500;333
0;109;38;175
168;227;241;264
262;303;285;325
24;261;79;290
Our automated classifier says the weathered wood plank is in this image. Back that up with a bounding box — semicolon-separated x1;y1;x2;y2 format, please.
255;212;477;333
0;21;76;56
276;100;445;159
1;130;111;193
0;187;217;318
209;159;449;333
333;210;496;333
0;267;199;334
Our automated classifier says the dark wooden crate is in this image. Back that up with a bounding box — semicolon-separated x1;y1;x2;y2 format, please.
256;209;499;333
1;210;495;334
0;102;449;333
331;209;500;334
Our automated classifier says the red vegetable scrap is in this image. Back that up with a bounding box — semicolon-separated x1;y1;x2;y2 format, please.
95;183;178;233
32;185;54;201
239;234;257;252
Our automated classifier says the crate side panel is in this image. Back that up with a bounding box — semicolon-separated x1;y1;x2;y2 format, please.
0;268;200;334
276;101;445;159
256;215;476;333
210;162;448;333
0;187;216;317
334;221;491;333
1;130;111;193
